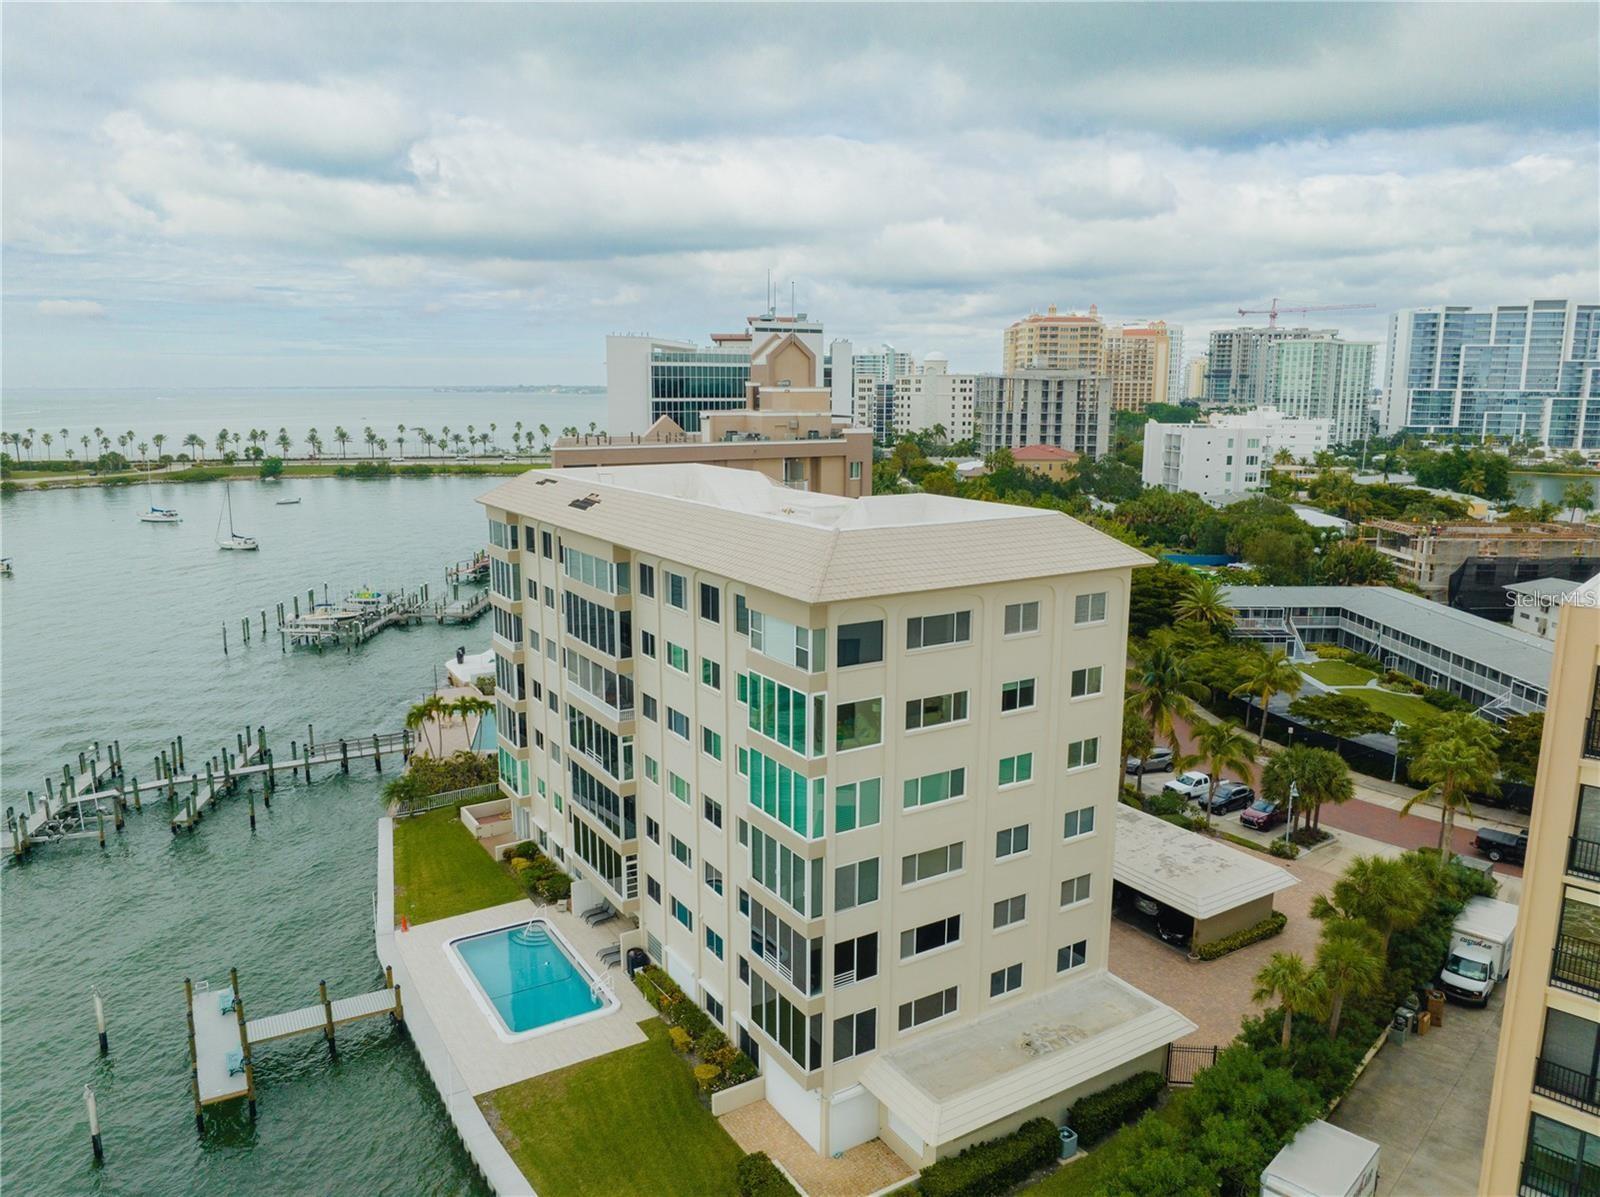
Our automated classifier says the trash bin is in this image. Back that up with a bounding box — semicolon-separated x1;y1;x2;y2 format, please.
1417;1010;1432;1035
1059;1127;1079;1160
1389;1006;1415;1046
625;947;649;978
1427;989;1445;1029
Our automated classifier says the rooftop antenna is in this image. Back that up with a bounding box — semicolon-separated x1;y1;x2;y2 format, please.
766;269;773;316
790;280;796;318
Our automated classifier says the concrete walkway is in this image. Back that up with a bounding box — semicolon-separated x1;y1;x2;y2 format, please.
1330;991;1503;1197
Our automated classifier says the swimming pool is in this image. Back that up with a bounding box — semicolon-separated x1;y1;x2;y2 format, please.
448;921;618;1042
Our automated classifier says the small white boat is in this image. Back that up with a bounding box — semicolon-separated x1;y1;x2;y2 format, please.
138;464;180;522
0;558;12;576
275;497;302;506
216;482;258;551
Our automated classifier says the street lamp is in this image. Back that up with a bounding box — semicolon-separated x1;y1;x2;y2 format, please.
1389;720;1403;783
1285;782;1299;844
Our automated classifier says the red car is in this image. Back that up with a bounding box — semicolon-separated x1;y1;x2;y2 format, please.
1239;798;1287;830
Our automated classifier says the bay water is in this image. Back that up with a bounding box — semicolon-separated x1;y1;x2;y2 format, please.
1;475;509;1196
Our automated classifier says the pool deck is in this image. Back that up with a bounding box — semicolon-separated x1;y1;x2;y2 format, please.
391;898;653;1096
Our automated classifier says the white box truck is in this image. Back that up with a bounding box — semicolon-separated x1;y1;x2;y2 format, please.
1438;896;1519;1006
1261;1119;1379;1197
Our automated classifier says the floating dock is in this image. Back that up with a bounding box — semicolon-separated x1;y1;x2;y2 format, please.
185;967;405;1129
437;591;489;624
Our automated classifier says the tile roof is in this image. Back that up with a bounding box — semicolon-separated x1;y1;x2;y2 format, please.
477;464;1150;604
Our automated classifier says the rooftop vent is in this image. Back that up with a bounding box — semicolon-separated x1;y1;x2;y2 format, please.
535;477;558;485
569;494;601;511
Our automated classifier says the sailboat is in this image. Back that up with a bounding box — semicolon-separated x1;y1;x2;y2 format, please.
215;482;258;551
138;462;180;523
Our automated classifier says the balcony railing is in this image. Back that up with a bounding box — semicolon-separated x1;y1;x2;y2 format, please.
1552;935;1600;998
1521;1156;1600;1197
1534;1057;1600;1116
1571;836;1600;882
1585;713;1600;760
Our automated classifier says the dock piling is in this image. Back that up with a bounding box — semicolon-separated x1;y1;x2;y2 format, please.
84;1085;104;1164
184;978;204;1135
392;983;406;1034
177;736;185;770
95;800;105;848
231;967;257;1120
372;733;382;773
319;980;336;1054
247;786;256;831
130;778;141;813
222;623;228;654
339;740;349;774
94;986;109;1055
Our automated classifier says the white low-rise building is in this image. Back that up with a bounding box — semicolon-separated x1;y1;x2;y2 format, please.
1141;409;1332;499
1505;577;1583;642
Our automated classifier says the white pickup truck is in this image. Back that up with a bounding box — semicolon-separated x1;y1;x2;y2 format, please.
1439;896;1519;1005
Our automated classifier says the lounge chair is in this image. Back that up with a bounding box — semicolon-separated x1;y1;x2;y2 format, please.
587;909;618;928
577;902;607;921
596;944;622;964
225;1049;245;1076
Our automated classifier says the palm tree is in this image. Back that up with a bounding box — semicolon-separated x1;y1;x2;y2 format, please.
396;430;406;458
182;433;204;461
420;429;435;456
1252;952;1323;1050
80;434;92;459
1316;925;1385;1039
452;432;465;454
25;427;36;459
488;422;497;452
333;426;350;457
1310;854;1430;955
41;431;53;460
1126;632;1206;757
538;423;550;450
152;433;166;459
1262;744;1353;834
1231;647;1303;746
439;425;452;455
1192;719;1256;827
1174;575;1237;632
1400;712;1502;876
450;695;494;746
364;426;377;457
214;428;230;456
305;427;320;457
138;442;149;462
277;429;292;456
404;694;448;756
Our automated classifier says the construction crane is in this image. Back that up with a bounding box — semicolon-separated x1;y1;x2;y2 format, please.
1236;298;1376;328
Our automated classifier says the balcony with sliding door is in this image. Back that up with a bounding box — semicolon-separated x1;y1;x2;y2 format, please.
1535;1009;1600;1117
1571;786;1600;883
1585;669;1600;760
1519;1114;1600;1197
1552;889;1600;999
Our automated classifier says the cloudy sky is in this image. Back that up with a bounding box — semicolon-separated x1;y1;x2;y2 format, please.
3;3;1596;389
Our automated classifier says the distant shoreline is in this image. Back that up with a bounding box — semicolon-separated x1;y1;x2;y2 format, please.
1;458;546;493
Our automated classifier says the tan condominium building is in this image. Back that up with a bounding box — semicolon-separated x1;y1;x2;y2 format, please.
477;463;1192;1167
1003;306;1172;412
556;325;872;497
1480;573;1600;1197
1102;324;1172;412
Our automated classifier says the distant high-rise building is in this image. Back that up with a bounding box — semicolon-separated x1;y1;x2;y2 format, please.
974;371;1111;459
853;375;898;442
1165;326;1185;404
1102;323;1172;413
1185;356;1209;401
896;354;977;441
1383;299;1600;446
1266;337;1376;446
1205;326;1338;407
826;338;854;414
1003;306;1105;373
851;343;916;384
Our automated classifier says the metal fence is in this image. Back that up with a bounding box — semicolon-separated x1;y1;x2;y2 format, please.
1165;1043;1219;1086
391;783;500;820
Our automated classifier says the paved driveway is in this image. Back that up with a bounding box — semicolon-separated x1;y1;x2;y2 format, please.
1330;991;1502;1197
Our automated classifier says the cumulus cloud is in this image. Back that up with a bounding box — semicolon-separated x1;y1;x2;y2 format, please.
37;299;106;318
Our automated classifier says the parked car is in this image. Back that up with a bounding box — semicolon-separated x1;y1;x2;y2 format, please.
1163;770;1211;799
1200;781;1256;814
1125;747;1175;775
1239;798;1287;830
1474;827;1528;864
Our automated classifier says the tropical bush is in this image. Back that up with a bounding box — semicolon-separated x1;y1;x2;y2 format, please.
1066;1072;1165;1147
1195;911;1288;960
736;1153;798;1197
1268;838;1299;859
917;1117;1058;1197
507;845;572;903
632;966;758;1094
382;750;496;805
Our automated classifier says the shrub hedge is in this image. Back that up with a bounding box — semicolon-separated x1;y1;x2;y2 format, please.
736;1152;798;1197
1066;1071;1165;1147
917;1117;1058;1197
1195;911;1288;961
633;965;759;1090
505;841;573;903
383;750;496;806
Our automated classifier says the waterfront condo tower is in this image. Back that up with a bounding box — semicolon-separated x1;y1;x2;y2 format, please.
478;463;1191;1165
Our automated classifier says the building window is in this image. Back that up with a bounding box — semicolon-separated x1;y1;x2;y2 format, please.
834;778;882;833
834;933;879;987
670;835;692;868
996;824;1030;859
700;583;721;624
704;795;723;829
1003;601;1039;636
901;841;964;886
1067;737;1099;770
638;563;655;596
907;610;971;651
993;894;1027;929
702;727;723;761
836;698;883;752
735;593;749;636
665;641;689;672
900;915;961;960
701;658;722;691
848;461;863;481
641;631;657;658
644;755;659;783
905;690;969;731
1523;1113;1600;1196
646;875;661;903
1074;592;1107;625
998;753;1033;787
1000;678;1036;712
903;767;965;810
705;927;724;959
671;897;693;930
1057;940;1088;973
667;707;690;740
666;571;687;610
834;858;881;911
645;816;660;843
833;1009;876;1060
990;963;1023;998
837;620;884;667
898;986;958;1032
1063;805;1096;839
669;772;691;804
541;530;553;559
1070;666;1103;699
1061;873;1092;908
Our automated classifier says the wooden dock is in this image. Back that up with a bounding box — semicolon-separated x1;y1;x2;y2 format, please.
6;726;414;858
437;591;489;624
185;967;405;1129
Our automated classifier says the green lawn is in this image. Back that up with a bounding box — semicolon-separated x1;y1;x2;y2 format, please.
479;1019;745;1197
1028;1098;1189;1194
1340;686;1439;726
392;802;524;925
1299;660;1378;687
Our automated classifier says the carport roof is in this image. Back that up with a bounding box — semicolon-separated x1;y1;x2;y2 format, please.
1113;805;1297;920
